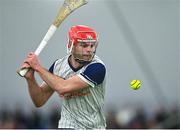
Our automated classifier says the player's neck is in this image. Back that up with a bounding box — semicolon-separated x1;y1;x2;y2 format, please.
69;55;83;69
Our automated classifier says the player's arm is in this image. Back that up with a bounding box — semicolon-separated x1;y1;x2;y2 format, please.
24;52;105;95
37;68;88;95
26;75;54;107
21;53;54;107
36;62;106;95
22;52;81;95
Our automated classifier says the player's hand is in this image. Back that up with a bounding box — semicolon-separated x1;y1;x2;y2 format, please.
23;52;42;72
24;68;35;79
19;61;34;79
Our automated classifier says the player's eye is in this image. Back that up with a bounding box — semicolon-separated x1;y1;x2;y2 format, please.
90;44;95;48
80;42;88;48
79;42;96;48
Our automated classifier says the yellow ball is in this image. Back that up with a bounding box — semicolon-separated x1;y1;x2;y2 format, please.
130;80;141;90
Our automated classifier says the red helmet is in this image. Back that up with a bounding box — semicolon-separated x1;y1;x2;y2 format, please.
67;25;98;64
68;25;97;49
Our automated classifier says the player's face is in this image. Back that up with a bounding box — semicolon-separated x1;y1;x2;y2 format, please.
72;42;97;62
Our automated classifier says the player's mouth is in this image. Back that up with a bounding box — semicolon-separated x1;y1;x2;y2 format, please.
83;54;92;58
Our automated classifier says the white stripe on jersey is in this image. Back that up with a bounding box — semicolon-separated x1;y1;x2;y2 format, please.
78;74;95;87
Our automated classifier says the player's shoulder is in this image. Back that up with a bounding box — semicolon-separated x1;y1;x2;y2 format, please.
50;55;69;74
79;55;106;87
48;55;69;74
54;55;69;66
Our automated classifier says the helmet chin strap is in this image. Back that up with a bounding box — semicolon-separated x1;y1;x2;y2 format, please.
74;52;95;65
74;58;91;65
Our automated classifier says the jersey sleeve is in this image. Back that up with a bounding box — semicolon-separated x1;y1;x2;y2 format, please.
48;60;57;74
78;63;106;87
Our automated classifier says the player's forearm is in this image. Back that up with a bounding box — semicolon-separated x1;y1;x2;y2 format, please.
36;67;68;95
26;77;48;107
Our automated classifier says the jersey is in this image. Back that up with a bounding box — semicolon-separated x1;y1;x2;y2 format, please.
49;55;106;129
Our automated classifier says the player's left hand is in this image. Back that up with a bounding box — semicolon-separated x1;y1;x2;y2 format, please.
24;52;42;72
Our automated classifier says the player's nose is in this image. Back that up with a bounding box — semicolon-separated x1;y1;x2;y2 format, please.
86;45;94;52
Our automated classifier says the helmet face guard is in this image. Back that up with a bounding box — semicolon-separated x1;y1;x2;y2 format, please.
72;41;98;64
67;25;98;64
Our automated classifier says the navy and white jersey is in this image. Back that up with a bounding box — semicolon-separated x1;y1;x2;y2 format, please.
49;55;106;129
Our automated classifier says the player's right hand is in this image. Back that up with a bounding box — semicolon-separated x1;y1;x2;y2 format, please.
20;62;34;79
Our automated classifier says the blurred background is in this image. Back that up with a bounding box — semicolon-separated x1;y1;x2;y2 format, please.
0;0;179;128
